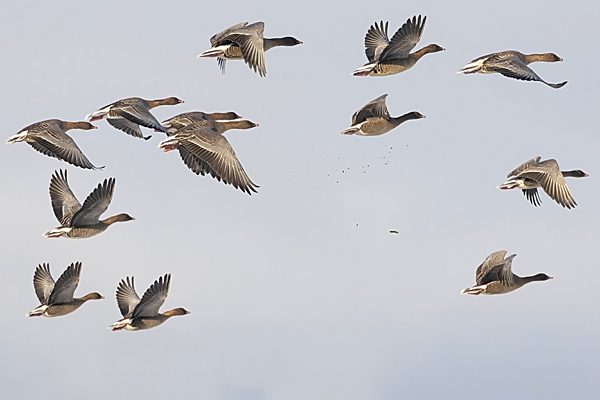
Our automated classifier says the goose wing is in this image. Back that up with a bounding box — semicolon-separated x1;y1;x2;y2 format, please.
224;22;266;76
49;169;82;225
475;250;508;285
109;98;168;136
33;263;55;305
162;112;207;133
132;274;171;318
176;125;259;195
210;22;249;46
518;159;577;208
70;177;115;226
28;123;101;170
48;262;81;304
116;276;140;318
379;15;426;61
352;94;390;125
364;21;390;62
507;156;542;178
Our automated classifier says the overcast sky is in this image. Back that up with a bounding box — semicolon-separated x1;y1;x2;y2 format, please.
1;1;599;399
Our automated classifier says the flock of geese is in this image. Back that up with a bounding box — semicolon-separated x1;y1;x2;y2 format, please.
8;15;586;331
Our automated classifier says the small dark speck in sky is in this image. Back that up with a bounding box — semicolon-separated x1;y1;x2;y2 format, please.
390;230;399;234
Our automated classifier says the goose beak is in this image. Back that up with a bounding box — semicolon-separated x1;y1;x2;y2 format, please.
178;99;185;104
100;295;106;299
548;276;554;279
584;173;589;177
91;125;98;129
559;58;563;62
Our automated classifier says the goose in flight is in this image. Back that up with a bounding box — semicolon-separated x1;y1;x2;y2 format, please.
43;169;134;238
457;50;567;88
109;274;190;331
85;97;184;140
461;251;552;295
27;262;104;317
497;157;588;208
6;119;102;170
352;15;445;77
198;22;302;77
341;94;425;136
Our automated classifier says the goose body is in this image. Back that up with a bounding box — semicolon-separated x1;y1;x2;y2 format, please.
27;262;104;317
6;119;102;170
461;251;552;295
198;22;302;77
43;169;134;239
352;16;445;77
109;274;189;331
341;94;425;136
161;111;242;134
457;50;567;88
497;157;588;208
158;119;260;195
85;97;184;140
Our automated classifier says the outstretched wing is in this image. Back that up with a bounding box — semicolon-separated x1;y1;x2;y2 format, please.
48;262;81;304
28;124;101;170
475;250;507;285
518;159;577;209
225;22;266;77
507;156;541;178
49;169;82;225
70;177;115;226
379;15;426;61
116;276;140;318
364;21;390;62
33;263;55;305
176;125;259;195
133;274;171;318
351;94;390;125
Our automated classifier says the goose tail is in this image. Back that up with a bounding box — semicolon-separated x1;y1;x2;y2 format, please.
456;59;484;74
197;46;228;58
461;285;486;295
6;131;28;144
108;319;131;331
352;63;375;77
26;305;47;317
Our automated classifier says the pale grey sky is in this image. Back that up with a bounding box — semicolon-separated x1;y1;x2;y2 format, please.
1;1;599;399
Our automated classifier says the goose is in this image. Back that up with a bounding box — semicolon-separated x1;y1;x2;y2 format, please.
6;119;102;170
158;119;259;195
461;251;552;295
198;22;302;77
27;262;104;317
341;94;425;136
352;15;445;77
109;274;190;331
457;50;567;88
43;169;134;239
85;97;184;140
497;157;588;208
160;111;242;134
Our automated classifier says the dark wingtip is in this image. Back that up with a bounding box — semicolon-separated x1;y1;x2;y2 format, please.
550;81;568;89
144;135;152;141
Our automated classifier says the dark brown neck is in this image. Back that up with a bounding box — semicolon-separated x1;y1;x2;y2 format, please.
411;44;441;60
390;112;422;127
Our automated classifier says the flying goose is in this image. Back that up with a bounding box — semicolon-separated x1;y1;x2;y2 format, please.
158;119;259;195
198;22;302;77
27;262;104;317
109;274;190;331
341;94;425;136
6;119;102;170
457;50;567;88
497;157;588;208
85;97;184;140
353;15;445;77
462;251;552;295
43;169;134;239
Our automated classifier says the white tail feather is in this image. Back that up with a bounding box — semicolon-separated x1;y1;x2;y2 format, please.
43;227;70;238
26;305;48;317
108;318;131;331
456;59;485;74
6;131;28;144
198;45;230;58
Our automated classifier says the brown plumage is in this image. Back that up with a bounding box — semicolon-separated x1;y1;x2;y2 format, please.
27;262;104;317
6;119;102;170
